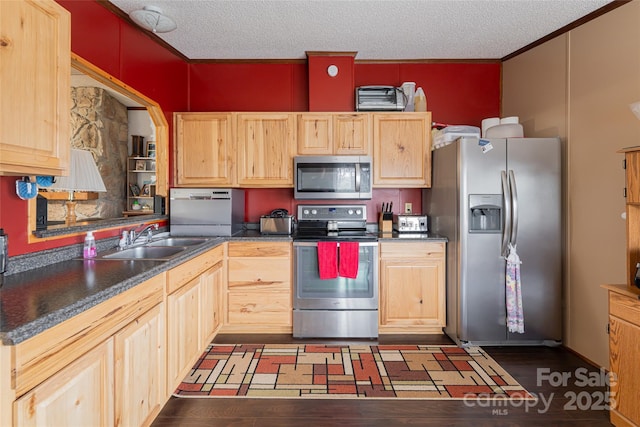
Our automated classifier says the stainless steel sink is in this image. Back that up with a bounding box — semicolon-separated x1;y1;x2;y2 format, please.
100;246;186;260
146;237;207;247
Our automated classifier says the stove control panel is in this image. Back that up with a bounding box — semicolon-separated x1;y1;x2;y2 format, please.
297;204;367;221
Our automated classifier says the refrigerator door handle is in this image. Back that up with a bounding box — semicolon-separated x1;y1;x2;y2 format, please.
509;170;519;246
501;171;511;257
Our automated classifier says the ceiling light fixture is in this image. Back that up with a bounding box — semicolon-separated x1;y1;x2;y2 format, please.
129;5;176;33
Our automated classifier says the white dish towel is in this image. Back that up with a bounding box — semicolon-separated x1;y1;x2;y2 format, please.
506;243;525;334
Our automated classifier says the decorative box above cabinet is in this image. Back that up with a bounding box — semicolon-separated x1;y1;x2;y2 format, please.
0;0;70;176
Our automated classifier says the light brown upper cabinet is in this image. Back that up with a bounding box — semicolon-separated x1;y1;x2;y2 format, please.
0;0;70;176
297;113;370;155
236;113;296;187
174;113;236;187
372;112;432;187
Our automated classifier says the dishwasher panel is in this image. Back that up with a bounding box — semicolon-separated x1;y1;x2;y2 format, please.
169;188;244;236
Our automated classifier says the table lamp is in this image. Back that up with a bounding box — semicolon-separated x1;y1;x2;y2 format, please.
50;149;107;225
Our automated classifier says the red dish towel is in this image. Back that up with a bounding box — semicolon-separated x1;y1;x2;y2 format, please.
338;242;359;279
317;241;338;279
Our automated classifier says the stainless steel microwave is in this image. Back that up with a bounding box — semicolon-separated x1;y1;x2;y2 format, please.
294;155;372;200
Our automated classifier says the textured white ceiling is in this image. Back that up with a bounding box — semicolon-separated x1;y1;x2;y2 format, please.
108;0;613;60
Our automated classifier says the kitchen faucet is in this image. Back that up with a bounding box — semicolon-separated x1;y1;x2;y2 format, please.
120;223;159;249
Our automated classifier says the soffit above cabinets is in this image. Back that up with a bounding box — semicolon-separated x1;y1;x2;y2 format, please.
107;0;614;60
71;68;143;107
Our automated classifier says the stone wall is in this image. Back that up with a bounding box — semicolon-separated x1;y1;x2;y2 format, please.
48;87;128;221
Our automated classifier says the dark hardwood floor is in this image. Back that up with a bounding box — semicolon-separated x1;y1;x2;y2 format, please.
152;334;612;426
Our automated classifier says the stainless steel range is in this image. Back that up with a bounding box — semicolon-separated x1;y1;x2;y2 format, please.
293;204;379;339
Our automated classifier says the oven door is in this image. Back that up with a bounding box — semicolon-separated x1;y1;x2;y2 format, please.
293;241;378;310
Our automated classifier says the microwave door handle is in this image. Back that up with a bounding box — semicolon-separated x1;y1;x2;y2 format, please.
355;163;361;192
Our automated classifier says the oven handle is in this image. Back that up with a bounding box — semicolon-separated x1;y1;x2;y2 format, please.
293;241;379;247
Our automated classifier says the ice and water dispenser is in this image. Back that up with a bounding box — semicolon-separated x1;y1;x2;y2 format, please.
469;195;502;233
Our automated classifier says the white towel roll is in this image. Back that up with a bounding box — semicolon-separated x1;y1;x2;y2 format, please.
500;116;519;124
481;117;500;137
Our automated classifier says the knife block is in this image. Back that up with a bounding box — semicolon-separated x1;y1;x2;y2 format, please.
379;212;393;233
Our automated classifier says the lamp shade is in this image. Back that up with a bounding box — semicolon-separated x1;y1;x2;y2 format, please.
51;149;107;193
630;101;640;121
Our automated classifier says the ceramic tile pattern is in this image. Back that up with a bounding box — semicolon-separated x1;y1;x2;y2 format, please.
174;344;534;399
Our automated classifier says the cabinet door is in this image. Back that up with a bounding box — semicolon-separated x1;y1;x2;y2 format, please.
167;277;201;392
334;113;370;155
14;339;114;427
114;303;165;427
609;315;640;426
236;113;296;186
200;261;224;347
380;259;445;328
372;113;432;187
174;113;235;186
625;152;640;204
0;0;70;176
379;242;445;333
297;114;332;155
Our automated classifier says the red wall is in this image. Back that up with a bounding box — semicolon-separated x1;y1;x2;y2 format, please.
355;62;501;127
0;0;501;256
188;62;308;112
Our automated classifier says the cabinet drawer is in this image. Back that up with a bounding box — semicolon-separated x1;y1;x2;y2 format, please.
228;258;291;291
228;241;290;258
610;291;640;327
167;246;223;294
227;291;292;325
380;241;445;259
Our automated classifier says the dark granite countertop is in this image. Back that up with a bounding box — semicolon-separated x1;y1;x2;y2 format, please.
0;228;446;345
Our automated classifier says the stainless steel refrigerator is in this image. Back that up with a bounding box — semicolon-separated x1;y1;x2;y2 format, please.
425;137;562;345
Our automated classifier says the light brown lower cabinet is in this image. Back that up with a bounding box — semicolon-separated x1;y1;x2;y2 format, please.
14;338;115;427
379;241;446;333
115;303;166;427
225;241;292;333
606;287;640;427
7;273;165;427
167;276;201;392
166;246;225;393
200;259;225;346
1;245;228;427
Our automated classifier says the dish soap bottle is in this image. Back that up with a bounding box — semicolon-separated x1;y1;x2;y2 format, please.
83;231;97;259
414;87;427;112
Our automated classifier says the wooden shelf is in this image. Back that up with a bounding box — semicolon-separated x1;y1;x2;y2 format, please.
127;156;156;211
